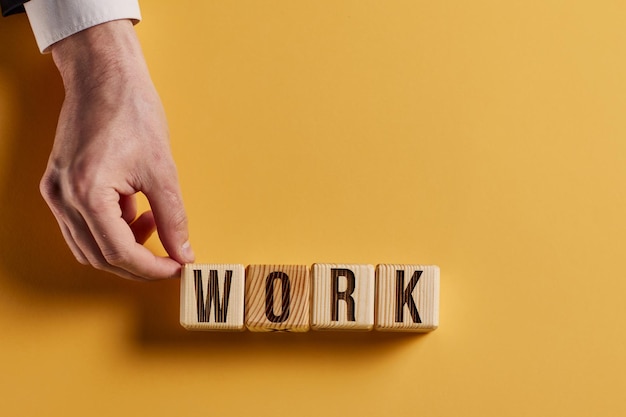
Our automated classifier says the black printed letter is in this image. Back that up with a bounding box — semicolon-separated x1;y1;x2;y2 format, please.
395;270;422;323
331;268;356;322
265;272;291;323
194;269;233;322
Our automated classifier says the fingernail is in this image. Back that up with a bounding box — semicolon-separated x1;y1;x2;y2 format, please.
182;241;195;263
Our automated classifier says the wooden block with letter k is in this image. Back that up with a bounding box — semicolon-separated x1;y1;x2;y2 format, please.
375;264;439;332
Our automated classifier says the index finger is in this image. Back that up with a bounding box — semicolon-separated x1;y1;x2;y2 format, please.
80;192;183;280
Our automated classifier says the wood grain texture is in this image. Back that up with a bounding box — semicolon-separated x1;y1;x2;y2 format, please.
180;264;246;331
375;264;439;332
311;264;375;331
245;265;310;332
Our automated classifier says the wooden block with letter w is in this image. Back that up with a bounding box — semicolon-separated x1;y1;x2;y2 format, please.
180;264;246;330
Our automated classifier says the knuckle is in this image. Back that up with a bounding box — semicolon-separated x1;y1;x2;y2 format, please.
64;243;89;266
39;171;62;205
90;258;108;271
74;255;89;266
101;246;131;268
156;188;188;232
169;208;188;231
67;175;98;209
39;163;104;212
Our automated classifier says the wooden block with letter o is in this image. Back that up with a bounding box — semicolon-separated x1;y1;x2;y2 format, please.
245;265;311;332
311;263;375;331
375;264;439;332
180;264;246;330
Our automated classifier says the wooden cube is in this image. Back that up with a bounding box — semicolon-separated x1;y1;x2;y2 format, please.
311;263;375;331
375;264;439;332
180;264;246;330
245;265;310;332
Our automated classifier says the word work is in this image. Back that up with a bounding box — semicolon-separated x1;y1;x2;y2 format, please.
180;264;439;332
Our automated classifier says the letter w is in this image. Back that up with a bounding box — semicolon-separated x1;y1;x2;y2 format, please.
194;269;233;323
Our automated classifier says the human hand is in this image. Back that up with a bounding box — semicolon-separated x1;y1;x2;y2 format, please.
40;20;194;281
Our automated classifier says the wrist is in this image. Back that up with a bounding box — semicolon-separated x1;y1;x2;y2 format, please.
50;20;149;94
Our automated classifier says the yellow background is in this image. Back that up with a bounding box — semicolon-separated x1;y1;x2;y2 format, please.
1;1;625;415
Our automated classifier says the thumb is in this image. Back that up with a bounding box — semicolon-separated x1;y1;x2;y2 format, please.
145;181;195;264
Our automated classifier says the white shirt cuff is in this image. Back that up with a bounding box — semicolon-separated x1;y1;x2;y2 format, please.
24;0;142;53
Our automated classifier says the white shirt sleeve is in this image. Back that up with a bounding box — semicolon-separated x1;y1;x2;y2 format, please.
24;0;142;53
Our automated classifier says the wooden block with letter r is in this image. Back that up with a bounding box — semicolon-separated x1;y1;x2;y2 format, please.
245;265;310;332
180;264;246;330
311;263;375;331
375;264;439;332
